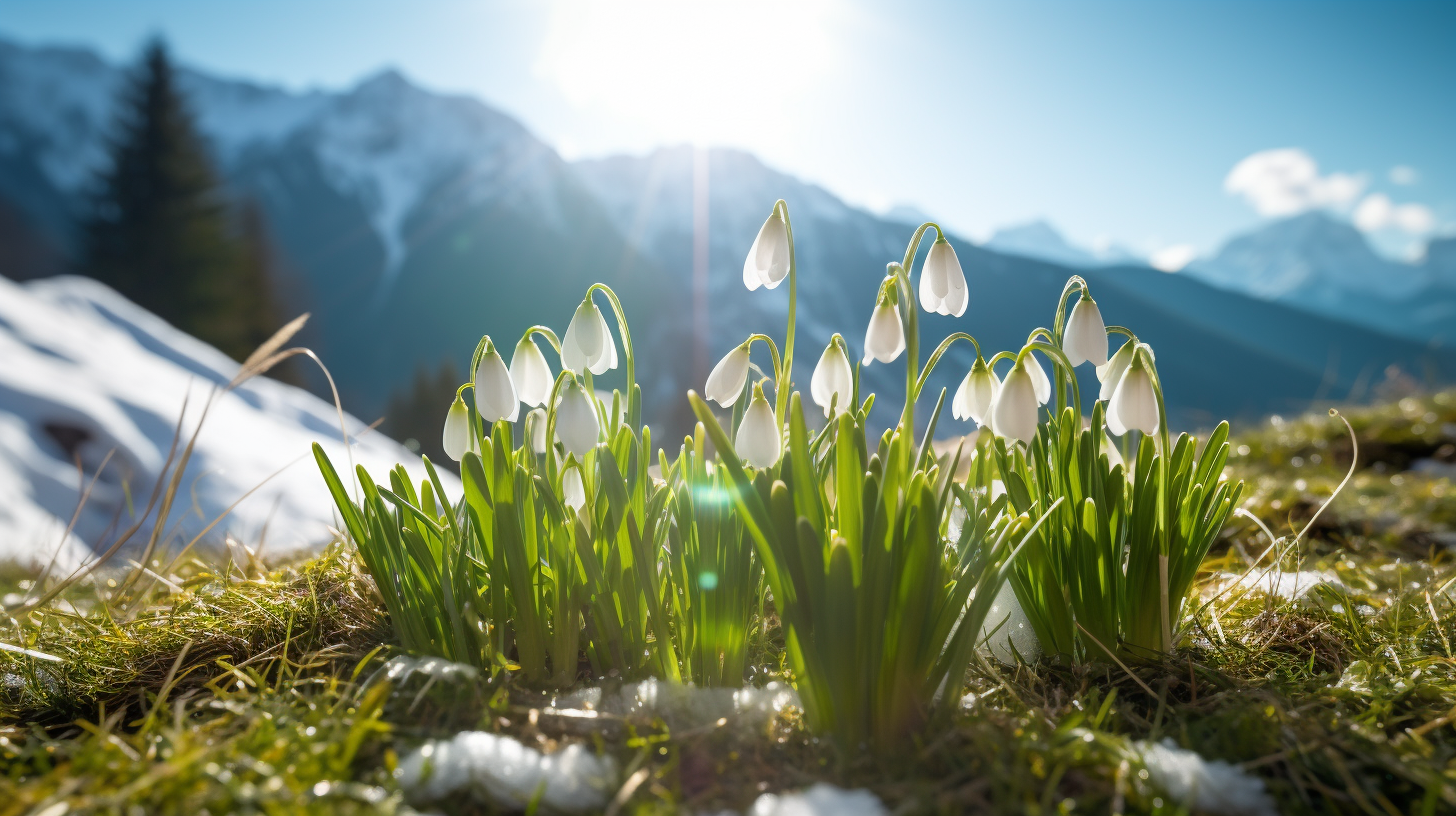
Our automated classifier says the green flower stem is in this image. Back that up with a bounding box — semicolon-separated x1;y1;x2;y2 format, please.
587;283;636;412
1106;325;1136;343
523;325;562;355
987;350;1019;374
1051;275;1087;347
1137;344;1174;651
913;332;981;398
542;369;577;474
746;333;785;400
891;221;944;436
773;199;797;430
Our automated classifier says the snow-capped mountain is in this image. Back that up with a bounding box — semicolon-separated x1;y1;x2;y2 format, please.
983;221;1139;269
1;36;1453;439
0;273;452;567
1185;212;1452;343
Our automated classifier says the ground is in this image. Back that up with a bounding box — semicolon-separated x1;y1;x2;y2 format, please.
1;391;1453;815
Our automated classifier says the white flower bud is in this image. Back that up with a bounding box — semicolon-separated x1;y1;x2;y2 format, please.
442;395;472;461
704;343;752;407
918;238;968;317
561;299;617;375
555;379;600;457
474;339;519;423
953;356;1000;426
735;385;781;468
1063;296;1108;366
810;335;854;418
742;211;791;291
510;335;554;407
562;464;586;512
991;357;1041;445
1108;353;1159;436
862;297;906;365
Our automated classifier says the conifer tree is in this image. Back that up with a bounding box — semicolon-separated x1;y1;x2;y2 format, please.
80;39;280;362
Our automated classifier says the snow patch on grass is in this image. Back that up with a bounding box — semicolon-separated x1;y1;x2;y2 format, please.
1136;738;1276;816
746;783;888;816
552;678;799;731
397;731;617;812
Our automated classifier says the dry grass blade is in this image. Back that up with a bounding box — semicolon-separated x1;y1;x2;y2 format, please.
231;312;310;388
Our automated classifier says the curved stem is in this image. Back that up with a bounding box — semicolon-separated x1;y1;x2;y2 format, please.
1051;276;1087;347
773;200;796;430
746;333;784;401
1027;342;1081;423
893;221;944;437
587;283;635;400
1106;325;1137;343
524;325;562;356
987;350;1019;374
914;332;980;397
542;370;577;473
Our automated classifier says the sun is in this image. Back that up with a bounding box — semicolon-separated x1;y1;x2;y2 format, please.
535;0;839;146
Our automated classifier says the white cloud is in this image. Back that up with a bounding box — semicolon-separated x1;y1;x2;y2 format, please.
1389;165;1419;185
1224;148;1365;217
1150;244;1197;272
1352;193;1435;235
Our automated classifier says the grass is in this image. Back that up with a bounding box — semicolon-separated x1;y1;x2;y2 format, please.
2;390;1454;814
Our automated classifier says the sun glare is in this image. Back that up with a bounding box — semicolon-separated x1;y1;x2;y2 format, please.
536;0;838;146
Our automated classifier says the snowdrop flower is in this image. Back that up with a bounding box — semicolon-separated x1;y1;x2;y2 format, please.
952;356;1000;426
1108;352;1159;436
561;299;617;375
742;210;791;291
442;395;472;461
704;343;752;407
562;464;586;512
474;339;519;422
526;408;548;454
990;356;1041;445
555;378;601;457
1097;339;1136;401
1026;349;1052;405
918;238;968;317
510;335;554;407
736;383;782;469
862;295;905;365
810;335;854;418
1063;295;1108;366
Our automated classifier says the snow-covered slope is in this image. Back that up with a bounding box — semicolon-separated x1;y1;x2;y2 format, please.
0;274;449;570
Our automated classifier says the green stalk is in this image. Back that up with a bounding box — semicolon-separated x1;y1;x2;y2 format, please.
587;283;638;426
772;200;797;430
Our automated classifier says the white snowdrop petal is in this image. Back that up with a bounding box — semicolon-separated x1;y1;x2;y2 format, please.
1064;298;1108;367
736;396;782;468
555;383;601;457
744;212;791;290
952;372;971;421
810;341;854;418
1098;340;1135;401
510;337;554;407
862;302;906;365
443;398;471;461
475;348;519;423
1110;363;1159;435
992;363;1041;445
562;466;586;512
967;366;1000;426
1026;351;1052;405
568;301;602;358
705;345;752;407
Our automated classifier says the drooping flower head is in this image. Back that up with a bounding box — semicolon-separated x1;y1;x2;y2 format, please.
918;237;968;317
735;382;782;469
1097;339;1137;401
991;353;1041;445
442;394;473;462
562;462;587;512
952;355;1000;426
1063;293;1108;367
555;377;601;457
810;334;854;418
474;337;519;422
510;334;554;407
1025;348;1052;405
1108;347;1159;436
862;289;906;365
704;342;752;407
561;298;617;375
743;210;791;291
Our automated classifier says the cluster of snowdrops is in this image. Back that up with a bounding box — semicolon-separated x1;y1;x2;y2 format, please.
315;200;1243;751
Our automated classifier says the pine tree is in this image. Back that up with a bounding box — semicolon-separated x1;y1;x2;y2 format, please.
80;39;280;362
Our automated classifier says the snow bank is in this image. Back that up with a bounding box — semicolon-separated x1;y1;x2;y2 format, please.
0;275;451;569
397;731;616;812
1136;739;1277;816
551;678;799;732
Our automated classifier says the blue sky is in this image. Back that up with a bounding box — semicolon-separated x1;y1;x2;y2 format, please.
2;0;1451;263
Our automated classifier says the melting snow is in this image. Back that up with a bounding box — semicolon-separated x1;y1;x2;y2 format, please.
746;783;888;816
0;275;452;569
397;731;616;812
1209;568;1346;601
551;678;799;732
1136;739;1277;816
979;578;1043;664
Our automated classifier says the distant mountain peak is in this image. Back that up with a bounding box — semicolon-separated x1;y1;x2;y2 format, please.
985;220;1134;269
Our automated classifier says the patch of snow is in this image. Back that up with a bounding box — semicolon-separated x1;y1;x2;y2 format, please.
550;678;798;732
1209;568;1345;601
747;783;888;816
1136;738;1277;816
0;274;452;569
397;730;616;812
